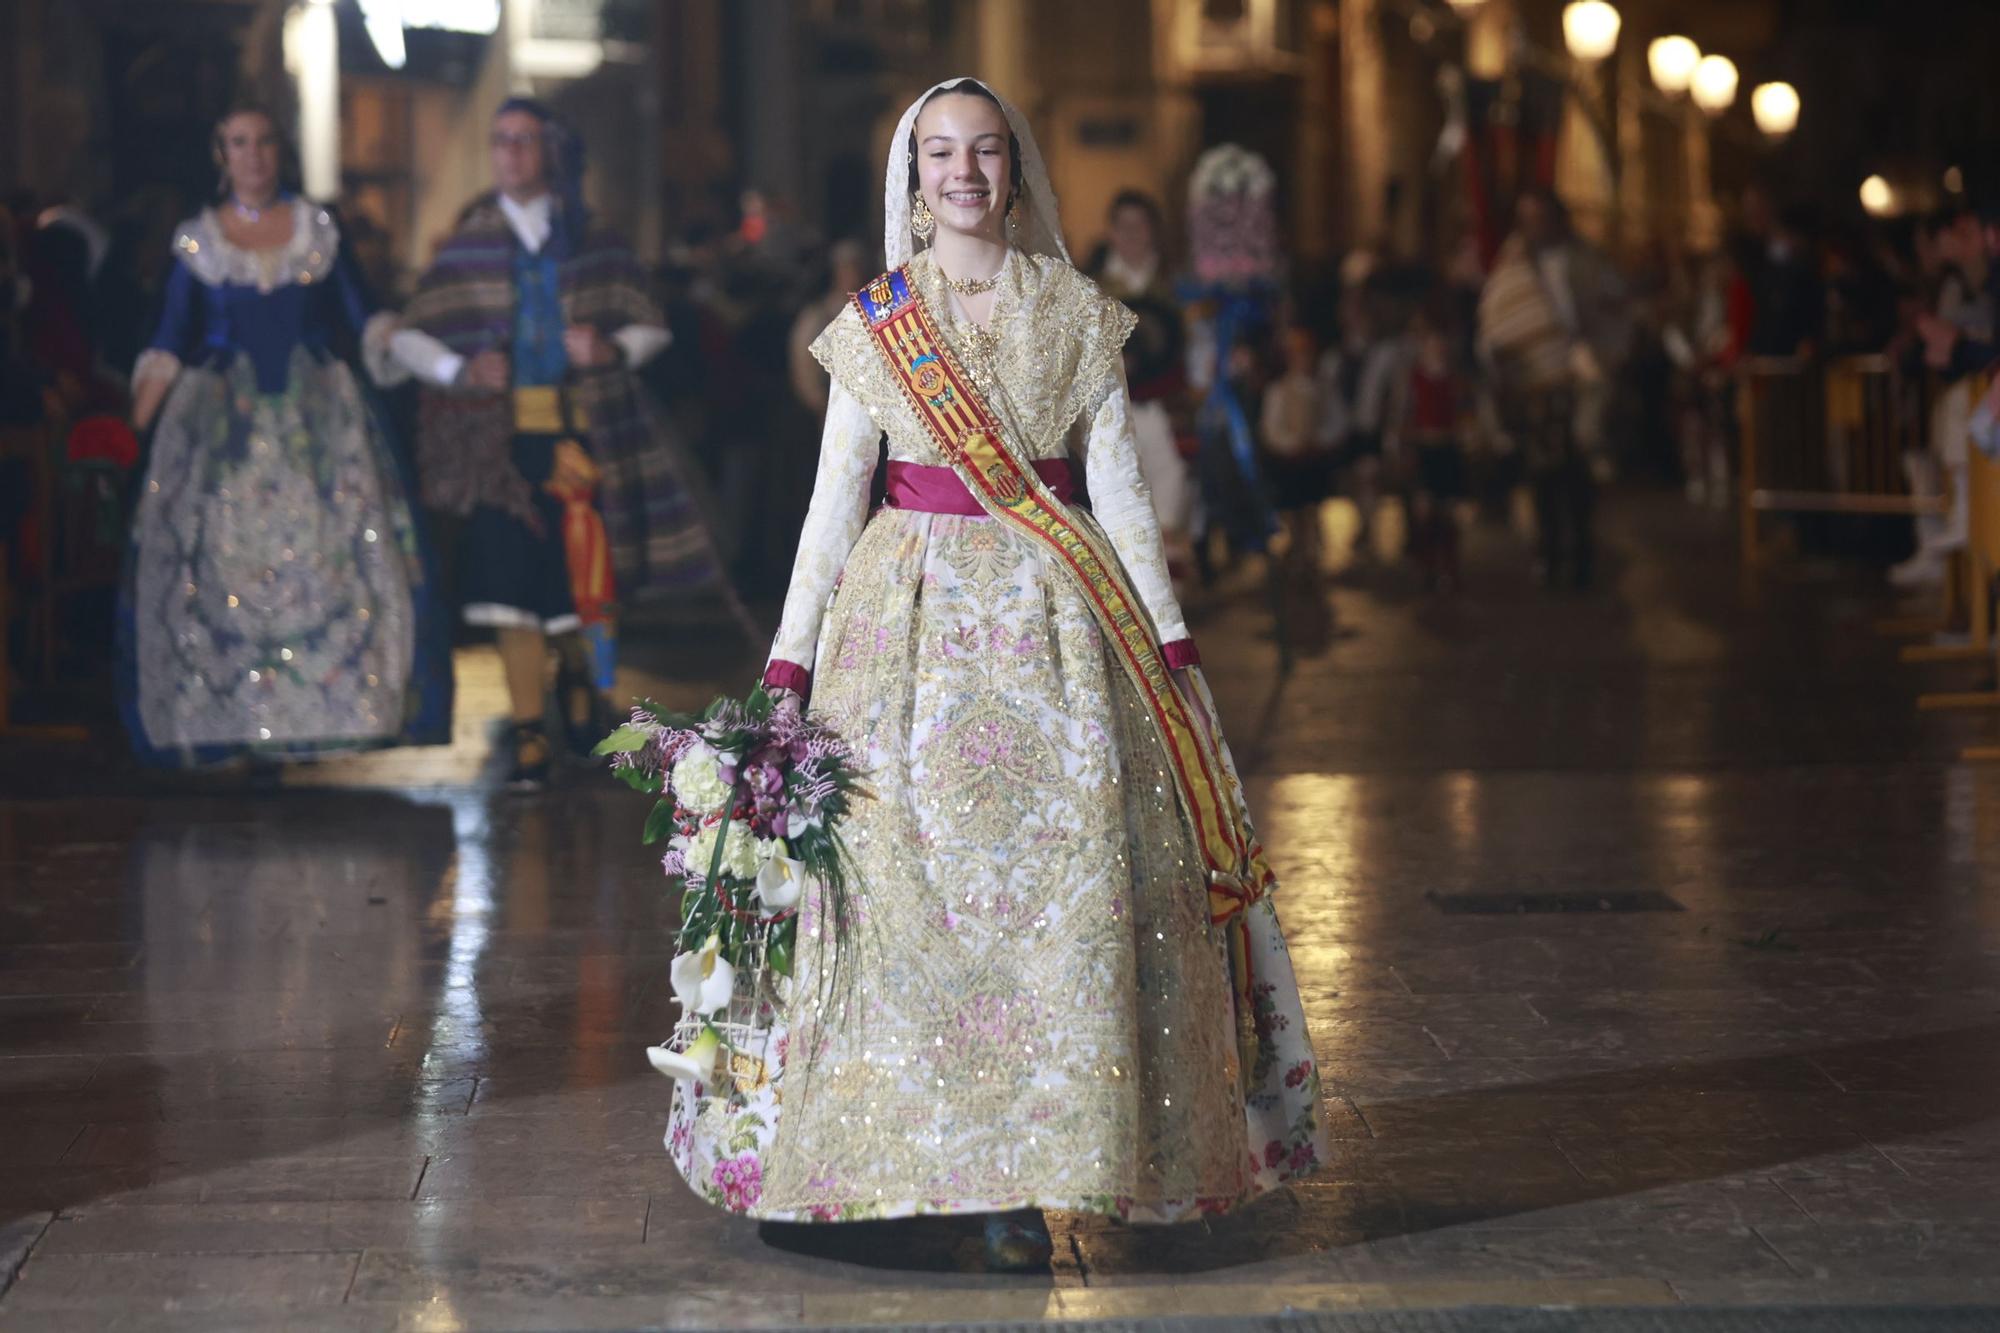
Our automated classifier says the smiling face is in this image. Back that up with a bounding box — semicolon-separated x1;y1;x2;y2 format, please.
913;92;1013;244
217;111;281;203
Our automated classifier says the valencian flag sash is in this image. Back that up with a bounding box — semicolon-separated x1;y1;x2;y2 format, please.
855;267;1277;1074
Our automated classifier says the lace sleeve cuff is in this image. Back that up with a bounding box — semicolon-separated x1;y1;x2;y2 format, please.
132;349;182;390
763;660;813;695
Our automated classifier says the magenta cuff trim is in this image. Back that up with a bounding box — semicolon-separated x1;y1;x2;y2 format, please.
762;660;812;695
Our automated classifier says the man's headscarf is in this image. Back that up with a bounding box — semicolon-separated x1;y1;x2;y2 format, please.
496;96;589;261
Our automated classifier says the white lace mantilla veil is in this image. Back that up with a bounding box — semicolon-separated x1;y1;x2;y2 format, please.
883;76;1069;269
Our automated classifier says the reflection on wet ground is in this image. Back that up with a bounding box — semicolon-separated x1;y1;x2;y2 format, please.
3;495;1999;1329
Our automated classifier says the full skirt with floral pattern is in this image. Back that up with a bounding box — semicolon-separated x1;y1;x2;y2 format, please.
665;505;1326;1222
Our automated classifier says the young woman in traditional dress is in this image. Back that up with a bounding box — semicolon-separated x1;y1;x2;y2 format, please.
664;79;1326;1270
122;104;447;766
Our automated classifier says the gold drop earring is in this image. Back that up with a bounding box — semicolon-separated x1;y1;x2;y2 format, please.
912;192;936;242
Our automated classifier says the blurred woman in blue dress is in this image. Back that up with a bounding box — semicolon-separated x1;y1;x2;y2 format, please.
121;104;447;766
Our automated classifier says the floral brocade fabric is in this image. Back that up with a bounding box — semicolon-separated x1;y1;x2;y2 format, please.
127;351;423;757
665;249;1326;1222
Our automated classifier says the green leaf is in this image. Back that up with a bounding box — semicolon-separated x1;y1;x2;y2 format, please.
593;724;651;756
766;936;793;977
641;800;678;846
611;765;658;793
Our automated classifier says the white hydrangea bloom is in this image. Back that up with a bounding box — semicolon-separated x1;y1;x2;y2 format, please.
672;744;734;816
685;819;761;882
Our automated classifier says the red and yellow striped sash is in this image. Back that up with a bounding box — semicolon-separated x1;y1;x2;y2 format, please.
855;268;1275;1040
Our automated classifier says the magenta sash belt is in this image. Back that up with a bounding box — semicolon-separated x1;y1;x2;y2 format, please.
884;458;1074;515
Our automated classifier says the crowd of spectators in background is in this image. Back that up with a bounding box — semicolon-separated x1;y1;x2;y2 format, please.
4;165;1996;723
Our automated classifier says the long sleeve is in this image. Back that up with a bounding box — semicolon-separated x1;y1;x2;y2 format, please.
1075;361;1196;664
390;327;465;388
329;248;374;342
762;381;880;692
328;248;404;388
132;260;197;390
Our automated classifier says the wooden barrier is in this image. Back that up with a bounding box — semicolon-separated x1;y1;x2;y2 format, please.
1738;355;1941;548
1915;372;2000;721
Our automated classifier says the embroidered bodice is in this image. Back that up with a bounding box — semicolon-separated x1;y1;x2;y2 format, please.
143;202;372;395
511;247;570;387
770;249;1189;675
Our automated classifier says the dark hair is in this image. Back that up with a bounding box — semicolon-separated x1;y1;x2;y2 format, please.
493;96;590;258
904;79;1024;207
1107;188;1164;237
1517;186;1572;239
210;101;296;201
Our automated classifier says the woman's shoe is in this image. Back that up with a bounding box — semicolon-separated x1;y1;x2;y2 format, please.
981;1210;1053;1272
507;720;553;792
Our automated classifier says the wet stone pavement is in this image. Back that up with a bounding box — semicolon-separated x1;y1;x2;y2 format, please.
3;494;2000;1331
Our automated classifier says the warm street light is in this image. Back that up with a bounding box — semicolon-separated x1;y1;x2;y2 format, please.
1562;1;1621;63
1446;0;1487;11
1860;175;1895;217
1946;166;1966;195
1750;82;1800;138
1690;54;1739;115
1648;36;1700;96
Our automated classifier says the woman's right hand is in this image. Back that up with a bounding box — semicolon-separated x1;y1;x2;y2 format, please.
767;685;804;718
130;377;170;434
459;349;510;393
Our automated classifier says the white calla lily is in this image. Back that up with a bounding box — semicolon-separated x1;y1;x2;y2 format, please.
668;935;736;1015
646;1024;723;1083
755;847;807;916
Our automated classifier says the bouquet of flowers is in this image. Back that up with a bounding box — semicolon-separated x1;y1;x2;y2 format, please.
597;688;862;1094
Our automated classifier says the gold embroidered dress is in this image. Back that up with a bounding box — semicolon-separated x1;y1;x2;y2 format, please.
662;243;1327;1223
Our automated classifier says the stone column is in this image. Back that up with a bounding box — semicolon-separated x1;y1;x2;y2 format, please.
977;0;1037;120
287;0;341;203
740;0;801;204
1340;0;1391;248
1294;0;1340;261
1685;103;1720;251
654;0;732;236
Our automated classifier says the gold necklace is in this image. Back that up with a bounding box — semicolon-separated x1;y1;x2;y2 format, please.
941;267;1002;296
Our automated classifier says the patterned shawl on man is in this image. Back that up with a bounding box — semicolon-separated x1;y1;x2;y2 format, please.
401;194;723;603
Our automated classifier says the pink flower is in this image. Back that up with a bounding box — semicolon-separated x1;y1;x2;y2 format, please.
712;1152;763;1211
1283;1060;1312;1089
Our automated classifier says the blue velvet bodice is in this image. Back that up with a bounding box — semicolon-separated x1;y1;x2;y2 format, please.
146;207;373;395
